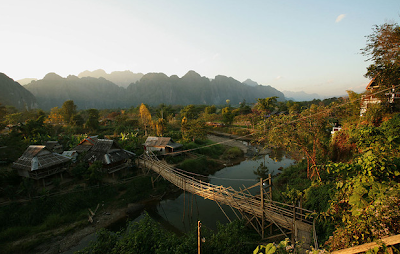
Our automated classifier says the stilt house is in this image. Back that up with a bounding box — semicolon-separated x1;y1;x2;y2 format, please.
44;141;63;154
84;139;135;174
12;145;70;182
143;137;183;155
72;136;98;153
360;78;400;116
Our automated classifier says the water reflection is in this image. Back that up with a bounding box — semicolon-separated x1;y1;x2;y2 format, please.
154;153;294;232
266;148;285;162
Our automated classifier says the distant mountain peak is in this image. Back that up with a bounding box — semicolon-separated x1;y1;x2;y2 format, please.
78;69;143;88
243;79;259;87
282;90;322;101
79;69;107;78
17;78;38;86
182;70;201;79
0;73;37;109
43;72;63;80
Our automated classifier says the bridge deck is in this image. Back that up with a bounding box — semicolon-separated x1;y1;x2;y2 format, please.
138;153;314;245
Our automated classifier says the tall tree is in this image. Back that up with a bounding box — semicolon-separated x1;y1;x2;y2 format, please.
45;107;64;125
204;105;217;115
156;118;166;137
180;104;198;120
222;107;235;125
262;104;330;179
256;97;278;113
139;103;152;136
181;118;207;142
362;23;400;90
61;100;77;125
85;109;100;131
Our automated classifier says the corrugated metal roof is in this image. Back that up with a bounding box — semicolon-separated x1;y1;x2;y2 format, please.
143;137;182;148
85;139;134;165
12;145;70;171
73;136;99;152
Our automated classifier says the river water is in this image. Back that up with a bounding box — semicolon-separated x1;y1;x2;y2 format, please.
65;152;294;253
147;152;295;233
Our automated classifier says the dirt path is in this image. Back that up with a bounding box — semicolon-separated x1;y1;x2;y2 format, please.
30;206;128;254
21;135;259;253
207;134;270;156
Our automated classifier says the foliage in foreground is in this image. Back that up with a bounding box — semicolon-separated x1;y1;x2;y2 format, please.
77;213;255;254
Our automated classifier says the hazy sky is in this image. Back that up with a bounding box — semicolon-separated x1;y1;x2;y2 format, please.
1;0;399;96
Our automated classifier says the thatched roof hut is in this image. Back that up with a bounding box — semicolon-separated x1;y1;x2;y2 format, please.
73;136;98;153
84;139;135;174
143;136;183;155
12;145;70;180
44;141;63;154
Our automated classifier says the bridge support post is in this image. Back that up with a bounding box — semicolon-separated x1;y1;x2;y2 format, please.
198;221;201;254
260;178;264;239
268;173;272;200
292;204;296;247
268;174;272;235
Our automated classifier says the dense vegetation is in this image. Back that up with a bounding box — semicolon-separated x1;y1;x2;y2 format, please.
0;22;399;253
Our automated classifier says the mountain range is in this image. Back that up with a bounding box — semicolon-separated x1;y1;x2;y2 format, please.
20;70;285;110
77;69;143;88
282;90;324;101
1;69;324;111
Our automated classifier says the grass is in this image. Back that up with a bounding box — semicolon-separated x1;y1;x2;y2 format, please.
0;175;166;253
183;140;225;159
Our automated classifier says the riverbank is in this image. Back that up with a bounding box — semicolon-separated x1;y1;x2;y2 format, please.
27;135;252;253
207;133;271;156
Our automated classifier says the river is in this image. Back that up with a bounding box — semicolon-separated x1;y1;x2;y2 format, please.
64;151;294;253
146;152;295;233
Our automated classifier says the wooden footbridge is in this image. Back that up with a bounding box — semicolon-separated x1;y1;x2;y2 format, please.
138;152;317;248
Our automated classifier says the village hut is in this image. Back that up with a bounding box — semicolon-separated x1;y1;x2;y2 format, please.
44;141;63;154
84;139;135;174
360;78;400;116
143;136;183;155
360;78;382;116
12;145;71;184
72;136;98;153
61;150;78;162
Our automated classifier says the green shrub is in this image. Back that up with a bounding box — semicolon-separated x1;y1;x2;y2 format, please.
178;157;209;174
222;146;243;159
165;154;186;164
40;214;65;230
183;140;225;158
0;226;31;243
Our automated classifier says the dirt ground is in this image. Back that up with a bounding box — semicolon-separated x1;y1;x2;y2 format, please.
207;134;270;156
27;135;256;253
29;206;128;254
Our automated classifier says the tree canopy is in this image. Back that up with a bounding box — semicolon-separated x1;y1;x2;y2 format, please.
61;100;77;125
362;23;400;89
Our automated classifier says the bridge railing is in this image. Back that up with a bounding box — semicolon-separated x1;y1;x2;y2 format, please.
139;152;314;226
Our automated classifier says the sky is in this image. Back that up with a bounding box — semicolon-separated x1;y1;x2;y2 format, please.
1;0;399;97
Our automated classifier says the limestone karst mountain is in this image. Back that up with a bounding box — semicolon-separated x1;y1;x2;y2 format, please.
24;73;126;110
0;73;37;110
78;69;144;88
21;70;285;110
126;71;285;106
282;90;323;101
17;78;37;86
